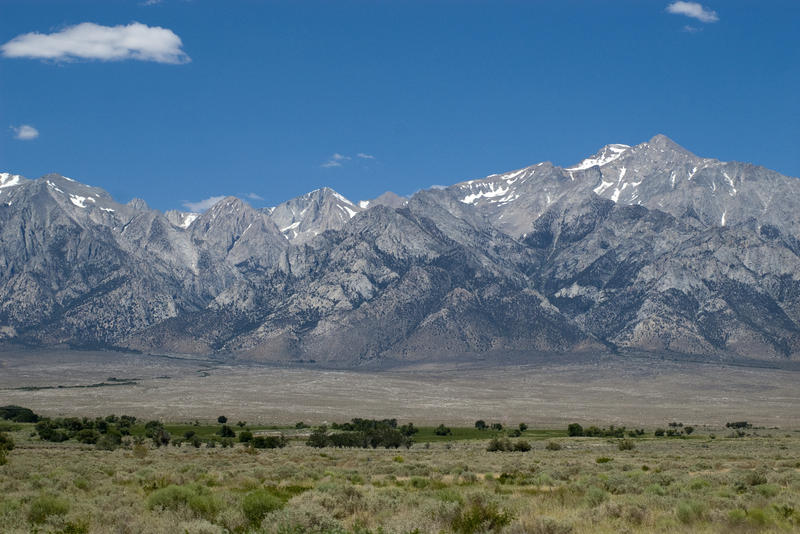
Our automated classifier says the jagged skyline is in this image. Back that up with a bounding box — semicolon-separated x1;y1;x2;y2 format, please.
2;1;799;212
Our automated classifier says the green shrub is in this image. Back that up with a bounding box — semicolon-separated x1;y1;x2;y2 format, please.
755;484;780;498
676;499;704;524
728;509;747;524
0;448;6;466
688;478;711;491
747;507;769;526
451;495;511;534
486;437;511;452
148;484;197;510
0;432;14;451
218;425;236;438
513;440;531;452
618;439;635;451
545;441;562;451
75;429;100;444
187;493;221;520
239;430;254;443
435;424;452;436
147;484;219;518
96;431;122;451
584;487;608;507
595;457;612;463
28;495;70;524
252;435;287;449
743;471;768;487
242;489;283;524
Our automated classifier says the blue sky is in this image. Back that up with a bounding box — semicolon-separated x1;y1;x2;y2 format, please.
1;1;798;212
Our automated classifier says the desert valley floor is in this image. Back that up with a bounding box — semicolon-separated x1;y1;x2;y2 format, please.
1;350;798;427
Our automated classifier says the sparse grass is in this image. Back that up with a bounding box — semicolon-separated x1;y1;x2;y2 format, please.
0;422;799;533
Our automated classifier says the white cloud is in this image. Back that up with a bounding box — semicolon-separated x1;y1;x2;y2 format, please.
246;192;264;200
321;153;351;168
12;124;39;140
682;25;702;33
666;2;719;23
322;152;376;168
183;195;225;212
142;0;164;5
1;22;190;64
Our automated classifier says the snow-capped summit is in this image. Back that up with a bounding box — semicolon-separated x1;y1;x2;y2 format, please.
267;187;364;242
566;143;630;171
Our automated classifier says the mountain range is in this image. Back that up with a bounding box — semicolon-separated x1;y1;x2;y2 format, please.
2;134;800;366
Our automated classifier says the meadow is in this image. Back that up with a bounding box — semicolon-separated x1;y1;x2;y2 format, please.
1;417;799;534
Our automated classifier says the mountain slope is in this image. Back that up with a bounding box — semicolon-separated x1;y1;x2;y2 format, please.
2;135;799;364
267;187;363;242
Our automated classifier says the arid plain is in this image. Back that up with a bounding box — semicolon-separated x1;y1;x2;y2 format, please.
2;350;798;427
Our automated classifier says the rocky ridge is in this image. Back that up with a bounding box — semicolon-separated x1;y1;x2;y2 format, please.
1;135;799;365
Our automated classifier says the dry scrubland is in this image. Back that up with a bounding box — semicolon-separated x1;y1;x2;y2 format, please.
1;426;800;533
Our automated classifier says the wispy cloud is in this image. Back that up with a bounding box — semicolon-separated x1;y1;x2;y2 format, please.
246;192;264;201
142;0;164;5
666;2;719;23
321;153;351;168
1;22;190;64
682;25;702;33
321;152;376;168
11;124;39;140
183;195;225;212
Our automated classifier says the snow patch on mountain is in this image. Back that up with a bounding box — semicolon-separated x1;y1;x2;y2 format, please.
0;173;22;188
567;144;630;171
69;194;96;208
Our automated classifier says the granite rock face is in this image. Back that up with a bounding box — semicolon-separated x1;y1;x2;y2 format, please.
2;136;799;364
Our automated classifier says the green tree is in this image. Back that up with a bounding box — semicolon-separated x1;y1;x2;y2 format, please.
306;426;328;448
217;416;228;424
434;424;452;436
567;423;584;437
474;420;487;430
399;422;418;436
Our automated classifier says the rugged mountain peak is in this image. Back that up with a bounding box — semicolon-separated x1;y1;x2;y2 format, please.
0;172;26;189
28;173;118;213
164;209;199;229
128;198;150;210
647;133;690;152
192;196;256;231
359;191;407;209
268;186;363;242
566;143;630;171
